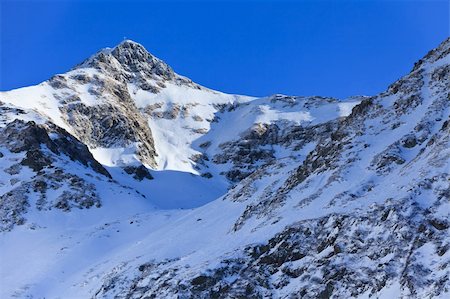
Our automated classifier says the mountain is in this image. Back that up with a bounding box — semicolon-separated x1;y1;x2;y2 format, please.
0;38;448;298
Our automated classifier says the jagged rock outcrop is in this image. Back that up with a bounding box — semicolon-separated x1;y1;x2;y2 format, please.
212;115;339;182
58;83;158;168
51;46;161;168
0;118;110;231
0;119;110;177
77;40;201;92
96;198;449;298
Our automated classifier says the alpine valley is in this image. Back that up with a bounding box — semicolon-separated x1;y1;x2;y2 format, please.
0;38;449;298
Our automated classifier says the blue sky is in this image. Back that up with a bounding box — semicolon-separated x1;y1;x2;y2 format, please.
1;0;448;98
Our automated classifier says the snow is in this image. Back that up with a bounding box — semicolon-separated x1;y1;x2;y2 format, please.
338;100;360;117
127;82;254;173
127;82;358;175
128;81;252;108
90;144;142;167
106;166;228;209
1;83;72;132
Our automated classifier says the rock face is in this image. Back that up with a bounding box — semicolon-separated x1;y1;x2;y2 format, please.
0;38;449;298
0;116;109;231
50;44;162;168
0;118;110;176
78;40;200;91
212;113;340;182
58;85;158;168
96;202;449;299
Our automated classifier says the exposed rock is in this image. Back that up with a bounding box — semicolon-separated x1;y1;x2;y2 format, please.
96;199;450;298
0;119;110;177
124;165;153;181
402;134;418;148
21;149;53;171
60;98;157;168
0;186;29;231
48;74;69;89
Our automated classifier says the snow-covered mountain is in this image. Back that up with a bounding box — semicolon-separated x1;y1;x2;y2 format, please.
0;38;448;298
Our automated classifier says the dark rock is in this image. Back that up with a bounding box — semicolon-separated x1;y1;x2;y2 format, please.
199;141;211;149
60;98;157;169
48;75;68;89
402;135;417;148
0;119;110;177
21;149;53;171
318;283;334;299
429;219;449;231
71;74;91;84
124;165;153;181
201;172;213;179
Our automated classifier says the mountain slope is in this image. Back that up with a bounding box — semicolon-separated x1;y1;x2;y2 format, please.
88;38;450;299
1;40;359;207
0;38;449;299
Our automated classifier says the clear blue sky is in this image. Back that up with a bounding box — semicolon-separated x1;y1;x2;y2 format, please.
1;0;448;98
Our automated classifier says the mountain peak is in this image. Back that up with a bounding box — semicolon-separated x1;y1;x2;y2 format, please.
116;39;144;47
76;39;176;82
111;39;153;63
